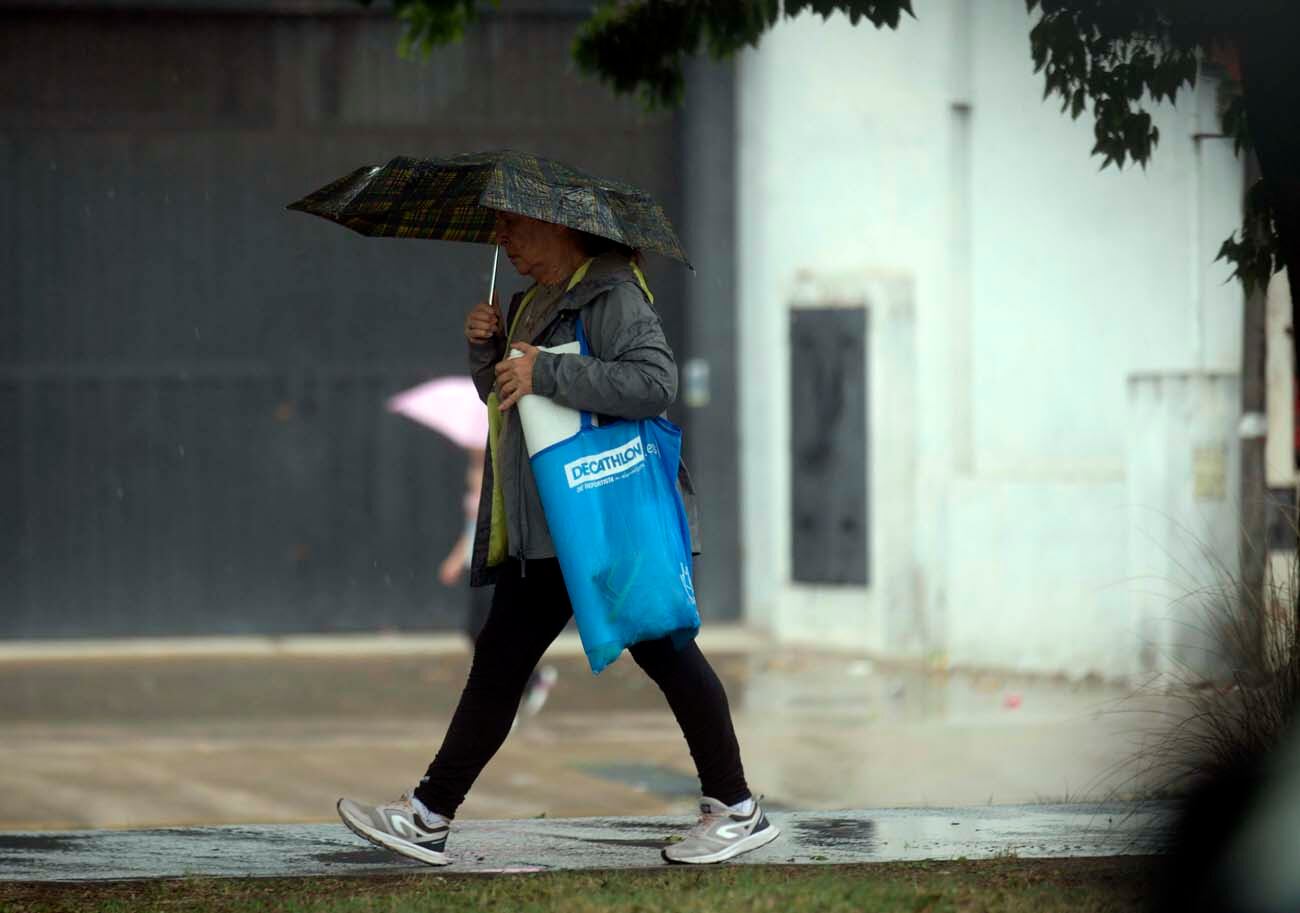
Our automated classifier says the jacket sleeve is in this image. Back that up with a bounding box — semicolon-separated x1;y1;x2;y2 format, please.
531;281;677;419
469;338;504;403
467;294;512;403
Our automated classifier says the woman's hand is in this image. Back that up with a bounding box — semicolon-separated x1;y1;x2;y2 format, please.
464;292;503;343
495;342;539;412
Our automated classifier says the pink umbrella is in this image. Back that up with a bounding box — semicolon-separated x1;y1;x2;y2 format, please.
387;376;488;451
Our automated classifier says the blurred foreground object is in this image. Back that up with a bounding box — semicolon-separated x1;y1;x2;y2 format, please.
1158;718;1300;913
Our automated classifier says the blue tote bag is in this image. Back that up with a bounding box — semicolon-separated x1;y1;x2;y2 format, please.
515;321;700;674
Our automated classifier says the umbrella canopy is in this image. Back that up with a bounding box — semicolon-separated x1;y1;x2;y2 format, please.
386;376;487;451
287;150;692;268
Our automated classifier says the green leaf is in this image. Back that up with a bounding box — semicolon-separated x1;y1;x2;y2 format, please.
1071;87;1086;119
1215;233;1238;263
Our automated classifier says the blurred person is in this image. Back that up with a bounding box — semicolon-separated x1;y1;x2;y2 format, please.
438;445;556;720
338;210;778;867
387;377;558;714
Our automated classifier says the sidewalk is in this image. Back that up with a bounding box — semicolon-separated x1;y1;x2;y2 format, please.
0;803;1172;881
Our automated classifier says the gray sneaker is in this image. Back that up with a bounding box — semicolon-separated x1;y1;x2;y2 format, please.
336;794;451;866
662;796;780;864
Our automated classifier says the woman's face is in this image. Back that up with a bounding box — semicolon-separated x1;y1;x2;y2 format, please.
492;211;575;282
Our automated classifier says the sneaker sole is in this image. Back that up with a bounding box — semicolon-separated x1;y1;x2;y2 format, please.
662;823;781;865
336;799;451;867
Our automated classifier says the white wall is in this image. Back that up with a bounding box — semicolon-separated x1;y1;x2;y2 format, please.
737;0;957;652
737;0;1245;678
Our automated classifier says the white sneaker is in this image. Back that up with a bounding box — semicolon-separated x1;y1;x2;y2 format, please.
336;794;451;866
662;796;780;864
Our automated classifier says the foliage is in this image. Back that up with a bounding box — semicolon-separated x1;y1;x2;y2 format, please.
1024;0;1280;292
366;0;1285;294
1025;1;1197;171
354;0;491;58
572;1;915;109
1218;179;1282;297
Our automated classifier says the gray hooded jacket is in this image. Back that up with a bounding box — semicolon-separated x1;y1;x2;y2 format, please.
467;253;700;586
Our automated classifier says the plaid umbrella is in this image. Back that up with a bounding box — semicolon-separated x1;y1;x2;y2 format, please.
286;150;691;268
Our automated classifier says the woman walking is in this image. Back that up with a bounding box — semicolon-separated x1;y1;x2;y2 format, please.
337;208;778;866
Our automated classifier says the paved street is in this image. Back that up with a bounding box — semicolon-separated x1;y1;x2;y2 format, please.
0;631;1178;832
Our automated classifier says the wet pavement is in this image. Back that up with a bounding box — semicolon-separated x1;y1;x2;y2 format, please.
0;803;1171;881
0;632;1181;832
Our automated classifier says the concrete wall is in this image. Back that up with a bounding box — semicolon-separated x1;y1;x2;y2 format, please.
1127;372;1241;679
737;0;1245;678
1265;272;1295;489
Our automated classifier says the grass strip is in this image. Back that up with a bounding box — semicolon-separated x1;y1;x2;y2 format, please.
0;856;1155;913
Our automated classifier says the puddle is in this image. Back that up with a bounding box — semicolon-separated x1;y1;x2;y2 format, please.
0;835;84;851
794;818;877;849
135;828;224;839
579;763;699;799
575;837;670;850
741;653;1137;727
312;848;412;865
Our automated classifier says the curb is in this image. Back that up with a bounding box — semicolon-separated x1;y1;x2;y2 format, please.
0;625;771;663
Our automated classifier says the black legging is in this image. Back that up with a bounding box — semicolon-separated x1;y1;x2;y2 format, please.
414;557;750;818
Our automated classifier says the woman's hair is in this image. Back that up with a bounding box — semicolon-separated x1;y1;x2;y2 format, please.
572;228;642;266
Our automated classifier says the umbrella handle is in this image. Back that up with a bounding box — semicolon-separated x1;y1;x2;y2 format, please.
487;245;499;314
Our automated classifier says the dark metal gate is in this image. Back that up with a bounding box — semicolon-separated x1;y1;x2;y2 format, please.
0;1;719;637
